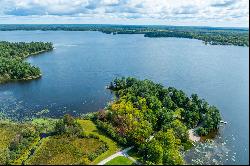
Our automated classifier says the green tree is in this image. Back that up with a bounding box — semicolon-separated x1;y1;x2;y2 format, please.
164;119;189;142
143;140;163;164
163;148;184;165
54;114;83;136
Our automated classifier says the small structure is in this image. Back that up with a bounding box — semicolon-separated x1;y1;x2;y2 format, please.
220;120;227;124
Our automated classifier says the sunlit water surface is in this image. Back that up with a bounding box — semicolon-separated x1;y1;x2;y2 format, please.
0;31;248;164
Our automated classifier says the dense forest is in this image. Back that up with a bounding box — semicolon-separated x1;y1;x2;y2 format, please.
0;24;248;47
94;77;221;164
144;31;249;46
0;41;53;83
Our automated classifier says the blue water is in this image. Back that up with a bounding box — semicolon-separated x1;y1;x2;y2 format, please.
0;31;248;164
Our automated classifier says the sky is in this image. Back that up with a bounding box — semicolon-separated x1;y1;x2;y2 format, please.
0;0;249;27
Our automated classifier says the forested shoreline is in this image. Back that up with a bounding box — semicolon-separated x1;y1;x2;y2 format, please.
0;28;234;164
0;41;53;83
144;31;248;46
0;77;222;165
93;77;221;164
0;24;248;47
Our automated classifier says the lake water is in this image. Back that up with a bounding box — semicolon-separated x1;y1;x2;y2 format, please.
0;31;248;164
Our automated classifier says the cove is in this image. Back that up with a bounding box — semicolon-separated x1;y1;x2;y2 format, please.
0;30;248;164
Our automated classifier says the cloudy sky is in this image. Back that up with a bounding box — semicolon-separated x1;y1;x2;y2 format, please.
0;0;249;27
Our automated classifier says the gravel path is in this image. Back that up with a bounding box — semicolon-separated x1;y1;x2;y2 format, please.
97;146;134;165
97;134;155;165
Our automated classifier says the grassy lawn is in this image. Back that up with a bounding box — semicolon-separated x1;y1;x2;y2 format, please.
77;120;121;164
105;156;134;165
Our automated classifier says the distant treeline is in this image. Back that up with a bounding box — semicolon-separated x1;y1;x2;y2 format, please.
0;41;53;83
144;31;249;46
0;24;248;47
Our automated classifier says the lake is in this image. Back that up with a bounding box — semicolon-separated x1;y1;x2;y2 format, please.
0;31;248;164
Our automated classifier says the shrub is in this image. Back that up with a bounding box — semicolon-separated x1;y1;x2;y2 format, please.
54;114;83;137
95;120;127;145
196;127;208;136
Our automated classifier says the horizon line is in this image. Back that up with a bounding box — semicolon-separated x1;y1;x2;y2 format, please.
0;23;249;29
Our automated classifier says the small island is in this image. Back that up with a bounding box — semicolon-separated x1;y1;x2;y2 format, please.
0;41;53;83
0;77;221;165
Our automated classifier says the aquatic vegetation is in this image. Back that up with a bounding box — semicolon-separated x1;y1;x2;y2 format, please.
0;92;27;121
184;138;233;165
35;109;50;116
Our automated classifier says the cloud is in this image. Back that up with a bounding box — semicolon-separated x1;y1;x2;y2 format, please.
85;0;100;10
0;0;248;27
211;0;237;7
172;5;199;15
5;7;46;16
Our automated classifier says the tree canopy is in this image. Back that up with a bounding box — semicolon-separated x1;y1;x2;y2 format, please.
0;41;53;83
95;77;222;164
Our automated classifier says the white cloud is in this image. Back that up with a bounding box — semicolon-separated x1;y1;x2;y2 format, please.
0;0;248;27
